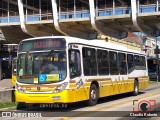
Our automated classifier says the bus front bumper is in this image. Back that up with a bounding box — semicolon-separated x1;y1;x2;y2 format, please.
15;90;75;104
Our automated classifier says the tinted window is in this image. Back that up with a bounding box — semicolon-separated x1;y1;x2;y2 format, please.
69;50;81;78
127;54;134;74
140;56;146;70
118;53;127;75
83;47;97;76
109;51;119;75
134;55;140;69
97;50;109;75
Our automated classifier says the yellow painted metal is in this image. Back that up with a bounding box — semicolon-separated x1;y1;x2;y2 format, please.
12;75;16;87
15;77;148;104
16;90;75;103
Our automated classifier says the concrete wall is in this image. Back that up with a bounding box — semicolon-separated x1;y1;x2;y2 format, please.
0;90;15;103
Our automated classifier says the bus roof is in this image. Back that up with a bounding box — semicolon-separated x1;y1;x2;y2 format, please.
20;36;145;55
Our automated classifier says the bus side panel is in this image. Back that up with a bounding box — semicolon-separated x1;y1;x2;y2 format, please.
128;79;134;92
87;76;148;99
99;79;134;98
112;80;120;95
69;82;90;102
138;76;148;90
75;87;90;102
99;81;112;97
119;80;126;93
138;78;143;89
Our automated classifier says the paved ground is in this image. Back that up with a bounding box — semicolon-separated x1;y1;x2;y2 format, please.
1;83;159;120
0;79;12;91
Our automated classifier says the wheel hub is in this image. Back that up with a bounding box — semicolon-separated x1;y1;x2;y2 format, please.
91;89;96;100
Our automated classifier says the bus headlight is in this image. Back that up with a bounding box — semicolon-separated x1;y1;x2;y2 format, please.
53;82;68;93
15;83;25;93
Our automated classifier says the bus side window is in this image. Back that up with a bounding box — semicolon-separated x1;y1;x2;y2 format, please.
109;51;119;75
127;54;134;74
97;49;109;75
118;53;127;75
134;55;140;70
140;56;146;70
69;50;81;78
82;47;97;76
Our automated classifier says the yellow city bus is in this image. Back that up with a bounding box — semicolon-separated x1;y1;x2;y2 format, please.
15;36;148;108
12;58;17;88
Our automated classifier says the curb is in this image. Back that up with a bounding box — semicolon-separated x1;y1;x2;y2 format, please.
0;106;16;111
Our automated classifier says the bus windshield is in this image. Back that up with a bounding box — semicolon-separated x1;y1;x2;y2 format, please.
17;51;67;84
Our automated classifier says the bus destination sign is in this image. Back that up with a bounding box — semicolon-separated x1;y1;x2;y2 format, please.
19;38;66;52
34;40;61;49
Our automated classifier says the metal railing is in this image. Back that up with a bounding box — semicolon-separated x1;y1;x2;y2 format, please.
0;4;159;23
59;10;90;19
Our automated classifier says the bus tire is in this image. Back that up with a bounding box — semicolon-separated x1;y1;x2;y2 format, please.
133;80;139;96
87;84;98;106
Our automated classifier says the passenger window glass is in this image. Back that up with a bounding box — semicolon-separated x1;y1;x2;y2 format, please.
118;53;127;75
109;51;119;75
97;50;109;75
140;56;146;70
83;47;97;76
134;55;140;69
69;50;81;78
127;54;135;74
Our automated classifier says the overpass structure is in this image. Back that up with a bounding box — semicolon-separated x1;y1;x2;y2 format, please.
0;0;160;43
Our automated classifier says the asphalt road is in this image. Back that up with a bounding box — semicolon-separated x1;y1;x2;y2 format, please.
1;83;160;120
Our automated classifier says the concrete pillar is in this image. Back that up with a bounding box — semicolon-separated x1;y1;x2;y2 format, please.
39;0;41;21
96;0;98;16
59;0;61;19
89;0;127;39
51;0;96;39
74;0;76;18
18;0;30;35
7;0;9;23
137;0;140;13
26;0;28;21
157;0;159;12
113;0;115;15
131;0;155;37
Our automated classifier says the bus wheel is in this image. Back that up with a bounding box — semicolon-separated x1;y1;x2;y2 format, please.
87;84;98;106
16;102;26;110
133;80;139;96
